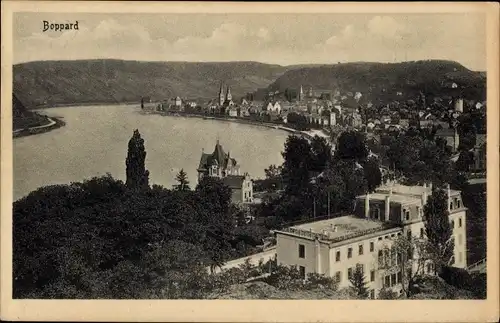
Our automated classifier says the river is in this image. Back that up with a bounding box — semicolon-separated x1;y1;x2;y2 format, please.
13;104;290;201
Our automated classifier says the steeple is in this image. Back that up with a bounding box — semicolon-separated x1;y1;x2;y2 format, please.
225;86;232;102
219;82;225;106
299;85;304;101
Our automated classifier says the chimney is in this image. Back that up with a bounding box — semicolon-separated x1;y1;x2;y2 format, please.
364;193;370;218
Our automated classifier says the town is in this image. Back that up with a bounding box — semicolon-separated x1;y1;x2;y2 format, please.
13;71;487;300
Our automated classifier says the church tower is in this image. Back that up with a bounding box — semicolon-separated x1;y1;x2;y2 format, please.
219;82;225;106
299;85;304;101
225;86;232;102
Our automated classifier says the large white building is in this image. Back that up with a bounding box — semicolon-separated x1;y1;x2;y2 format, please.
274;182;467;298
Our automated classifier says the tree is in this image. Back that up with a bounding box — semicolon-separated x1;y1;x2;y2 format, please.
173;169;191;191
195;177;234;273
125;129;150;190
363;157;382;193
378;236;430;298
424;188;454;272
335;130;368;162
281;135;313;195
310;135;332;173
349;264;369;298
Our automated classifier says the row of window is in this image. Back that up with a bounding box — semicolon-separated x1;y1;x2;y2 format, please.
297;233;404;261
383;271;402;288
450;198;462;210
450;217;463;229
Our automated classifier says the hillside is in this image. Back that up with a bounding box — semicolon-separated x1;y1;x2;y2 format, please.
12;93;50;130
13;59;486;108
264;60;487;103
13;60;289;107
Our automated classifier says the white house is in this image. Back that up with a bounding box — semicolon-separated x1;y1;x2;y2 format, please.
274;182;467;299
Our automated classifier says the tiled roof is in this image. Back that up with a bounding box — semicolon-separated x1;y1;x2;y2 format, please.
198;141;238;171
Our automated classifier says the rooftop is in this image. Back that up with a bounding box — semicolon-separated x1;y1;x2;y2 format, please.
278;215;398;244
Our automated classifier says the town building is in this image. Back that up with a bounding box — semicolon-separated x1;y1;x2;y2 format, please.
274;182;467;299
472;134;486;171
197;140;254;204
436;128;460;152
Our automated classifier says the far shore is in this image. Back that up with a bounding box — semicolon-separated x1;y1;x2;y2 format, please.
13;116;66;139
21;102;330;141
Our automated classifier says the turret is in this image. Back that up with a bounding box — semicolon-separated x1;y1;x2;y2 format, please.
226;86;232;102
219;82;225;106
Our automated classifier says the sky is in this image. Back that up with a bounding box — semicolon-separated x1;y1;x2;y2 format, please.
13;13;487;71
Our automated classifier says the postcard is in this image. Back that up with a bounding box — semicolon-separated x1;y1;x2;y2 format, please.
1;1;498;322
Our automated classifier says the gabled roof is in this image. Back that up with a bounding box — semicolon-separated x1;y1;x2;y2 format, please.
198;141;239;171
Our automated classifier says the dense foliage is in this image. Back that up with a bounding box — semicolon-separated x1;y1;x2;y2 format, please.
12;173;268;298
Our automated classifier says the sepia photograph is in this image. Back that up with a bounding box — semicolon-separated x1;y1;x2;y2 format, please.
1;1;499;322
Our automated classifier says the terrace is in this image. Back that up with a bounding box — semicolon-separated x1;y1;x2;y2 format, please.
277;215;400;244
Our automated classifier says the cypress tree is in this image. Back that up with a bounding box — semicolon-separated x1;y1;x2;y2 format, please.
424;187;454;271
349;264;369;298
125;129;150;190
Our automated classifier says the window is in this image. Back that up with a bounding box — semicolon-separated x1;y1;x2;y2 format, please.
378;237;383;241
298;244;305;258
369;289;375;299
370;270;375;282
378;250;384;266
407;230;412;239
370;241;374;252
384;275;390;287
348;267;353;279
385;235;389;240
391;273;397;286
457;200;461;208
451;220;455;228
420;228;424;239
359;264;365;274
397;232;402;236
359;244;364;255
391;234;395;238
348;247;352;259
405;210;410;221
385;249;391;266
449;202;453;210
459;218;463;228
336;250;341;262
397;271;402;284
335;271;342;283
416;206;421;217
299;266;306;279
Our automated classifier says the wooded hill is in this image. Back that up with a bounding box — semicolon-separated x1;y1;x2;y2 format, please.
13;59;486;108
13;60;289;107
261;60;486;103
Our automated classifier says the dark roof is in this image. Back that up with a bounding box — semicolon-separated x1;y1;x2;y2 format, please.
222;175;246;189
198;141;238;171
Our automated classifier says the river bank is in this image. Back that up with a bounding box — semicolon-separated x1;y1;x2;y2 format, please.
13;116;66;139
144;110;329;141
